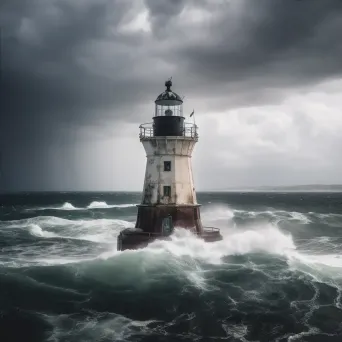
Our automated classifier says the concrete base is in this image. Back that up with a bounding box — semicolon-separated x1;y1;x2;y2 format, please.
117;227;223;251
135;204;203;234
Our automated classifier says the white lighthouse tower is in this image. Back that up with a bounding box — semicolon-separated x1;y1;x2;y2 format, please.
117;79;221;251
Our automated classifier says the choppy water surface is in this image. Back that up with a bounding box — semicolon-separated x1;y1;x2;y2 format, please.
1;191;342;341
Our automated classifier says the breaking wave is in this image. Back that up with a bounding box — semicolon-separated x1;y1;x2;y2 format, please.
3;213;342;281
86;201;137;209
26;201;138;211
60;202;76;210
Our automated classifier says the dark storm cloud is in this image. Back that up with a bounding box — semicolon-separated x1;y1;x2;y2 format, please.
173;0;342;87
2;0;342;138
1;0;146;144
1;1;164;147
144;0;186;35
135;0;342;112
1;0;342;191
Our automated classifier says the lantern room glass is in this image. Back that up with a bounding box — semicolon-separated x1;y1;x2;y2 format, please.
155;104;183;117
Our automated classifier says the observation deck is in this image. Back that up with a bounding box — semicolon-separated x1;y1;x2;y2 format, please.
139;121;198;140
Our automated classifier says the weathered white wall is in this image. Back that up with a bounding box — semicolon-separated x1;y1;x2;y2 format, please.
140;137;198;205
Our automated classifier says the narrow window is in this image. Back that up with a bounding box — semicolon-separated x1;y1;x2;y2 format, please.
163;186;171;197
164;161;171;172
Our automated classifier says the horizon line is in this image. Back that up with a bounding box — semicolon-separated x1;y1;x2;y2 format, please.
2;188;342;195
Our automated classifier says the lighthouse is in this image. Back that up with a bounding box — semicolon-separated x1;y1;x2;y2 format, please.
117;79;222;251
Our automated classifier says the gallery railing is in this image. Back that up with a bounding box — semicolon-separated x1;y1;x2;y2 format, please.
139;122;198;139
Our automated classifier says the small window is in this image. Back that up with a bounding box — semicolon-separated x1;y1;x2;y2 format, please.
163;186;171;197
164;161;171;172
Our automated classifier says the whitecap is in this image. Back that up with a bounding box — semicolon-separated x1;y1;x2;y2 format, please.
87;201;137;209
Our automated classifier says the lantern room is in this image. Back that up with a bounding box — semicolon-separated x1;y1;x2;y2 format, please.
153;79;185;137
154;79;183;117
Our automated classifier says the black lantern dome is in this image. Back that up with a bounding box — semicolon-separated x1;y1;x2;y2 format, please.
155;80;183;106
153;79;184;136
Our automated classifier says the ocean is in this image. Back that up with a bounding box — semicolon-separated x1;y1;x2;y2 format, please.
1;191;342;342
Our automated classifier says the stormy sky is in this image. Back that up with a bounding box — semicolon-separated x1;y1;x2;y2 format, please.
1;0;342;192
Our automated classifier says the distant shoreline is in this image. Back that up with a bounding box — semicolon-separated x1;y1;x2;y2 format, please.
202;189;342;193
207;185;342;192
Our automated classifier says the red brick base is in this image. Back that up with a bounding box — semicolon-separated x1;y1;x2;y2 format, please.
117;204;223;251
135;204;203;234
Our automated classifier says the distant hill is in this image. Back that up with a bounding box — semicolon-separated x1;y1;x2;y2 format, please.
206;184;342;192
257;184;342;191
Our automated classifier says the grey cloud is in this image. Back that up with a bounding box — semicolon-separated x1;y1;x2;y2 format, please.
144;0;186;35
1;0;155;145
145;0;185;16
175;0;342;87
1;0;342;191
3;0;342;136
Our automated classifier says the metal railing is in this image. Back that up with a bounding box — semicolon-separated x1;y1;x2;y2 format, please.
183;122;198;139
139;123;153;138
202;226;221;233
139;122;198;139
